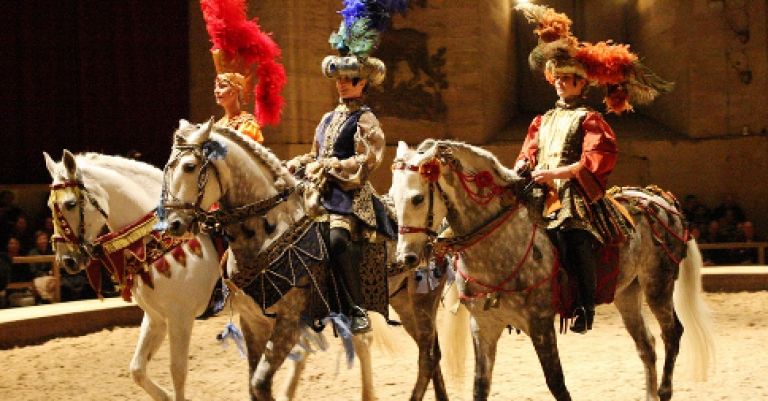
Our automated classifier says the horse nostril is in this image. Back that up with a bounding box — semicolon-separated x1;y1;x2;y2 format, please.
169;219;183;234
404;253;419;267
62;257;77;272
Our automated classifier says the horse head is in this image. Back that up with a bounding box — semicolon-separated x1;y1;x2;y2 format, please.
160;118;230;236
390;140;529;268
44;150;110;274
389;140;451;268
160;118;296;240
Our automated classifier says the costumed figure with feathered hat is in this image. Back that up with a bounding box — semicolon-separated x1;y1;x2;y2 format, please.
287;0;406;334
514;3;673;333
201;0;286;143
197;0;286;318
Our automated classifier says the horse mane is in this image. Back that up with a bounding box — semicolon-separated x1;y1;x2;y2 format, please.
417;139;518;182
74;153;163;191
77;153;162;177
211;126;297;190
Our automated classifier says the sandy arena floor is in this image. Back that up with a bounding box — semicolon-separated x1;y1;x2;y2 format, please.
0;291;766;401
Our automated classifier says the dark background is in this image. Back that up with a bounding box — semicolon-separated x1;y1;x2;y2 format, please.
0;0;189;184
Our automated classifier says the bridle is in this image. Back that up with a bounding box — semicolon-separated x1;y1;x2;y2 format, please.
49;178;109;261
160;141;225;229
160;138;295;233
391;158;454;240
391;146;523;257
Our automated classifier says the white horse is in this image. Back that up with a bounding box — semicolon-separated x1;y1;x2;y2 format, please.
160;120;458;401
389;140;715;401
44;150;221;401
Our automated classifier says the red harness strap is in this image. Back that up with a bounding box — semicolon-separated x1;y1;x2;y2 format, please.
456;226;557;301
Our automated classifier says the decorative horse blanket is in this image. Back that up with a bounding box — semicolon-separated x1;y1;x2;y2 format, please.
227;218;389;326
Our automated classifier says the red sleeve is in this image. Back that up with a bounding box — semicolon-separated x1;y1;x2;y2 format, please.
517;115;542;168
568;112;618;202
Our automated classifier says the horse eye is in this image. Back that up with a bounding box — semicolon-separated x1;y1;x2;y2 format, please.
412;194;425;206
182;162;196;173
64;199;77;210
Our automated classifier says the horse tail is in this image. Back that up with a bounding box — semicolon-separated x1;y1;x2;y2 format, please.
440;280;470;386
369;311;398;356
674;238;716;381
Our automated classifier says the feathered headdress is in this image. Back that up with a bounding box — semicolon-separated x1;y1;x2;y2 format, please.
516;3;673;114
322;0;409;86
201;0;286;126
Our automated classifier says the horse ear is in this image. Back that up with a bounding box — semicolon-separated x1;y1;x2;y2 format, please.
178;119;190;130
43;152;57;177
198;117;214;142
62;149;77;176
396;141;409;158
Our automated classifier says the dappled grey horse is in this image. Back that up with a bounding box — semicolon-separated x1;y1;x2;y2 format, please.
161;120;454;401
390;139;714;401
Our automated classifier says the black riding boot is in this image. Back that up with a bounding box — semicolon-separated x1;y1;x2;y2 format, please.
550;229;598;334
329;227;371;334
563;229;598;334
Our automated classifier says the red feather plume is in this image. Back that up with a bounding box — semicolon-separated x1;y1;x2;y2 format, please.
201;0;286;126
575;41;638;86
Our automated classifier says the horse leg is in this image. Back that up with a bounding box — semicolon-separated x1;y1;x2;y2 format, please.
645;284;683;401
430;334;450;401
529;317;571;401
278;345;308;401
390;283;448;401
615;280;659;401
470;316;503;401
129;313;171;401
166;314;195;401
240;315;274;401
253;316;301;401
353;332;376;401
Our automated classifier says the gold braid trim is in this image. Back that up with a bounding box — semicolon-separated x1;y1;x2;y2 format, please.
101;214;158;254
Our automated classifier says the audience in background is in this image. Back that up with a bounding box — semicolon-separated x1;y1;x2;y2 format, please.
0;246;10;297
686;194;763;265
27;231;53;277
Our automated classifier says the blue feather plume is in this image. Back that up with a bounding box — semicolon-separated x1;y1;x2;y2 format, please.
331;0;409;57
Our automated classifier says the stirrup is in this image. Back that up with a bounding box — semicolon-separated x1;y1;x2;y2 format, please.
570;306;594;334
349;306;371;334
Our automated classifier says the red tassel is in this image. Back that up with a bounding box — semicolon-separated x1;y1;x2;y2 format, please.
122;276;133;302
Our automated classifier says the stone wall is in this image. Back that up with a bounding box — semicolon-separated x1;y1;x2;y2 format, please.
188;0;768;238
631;0;768;138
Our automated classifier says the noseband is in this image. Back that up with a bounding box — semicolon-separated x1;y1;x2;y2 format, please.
50;178;109;260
